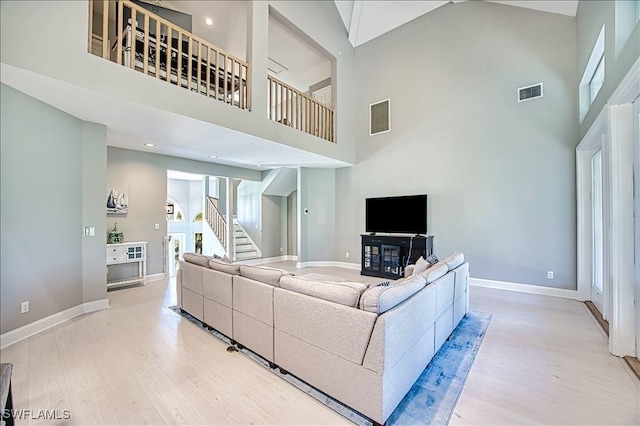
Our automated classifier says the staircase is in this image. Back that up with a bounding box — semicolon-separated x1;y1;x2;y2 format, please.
206;196;261;261
205;196;227;248
233;219;261;261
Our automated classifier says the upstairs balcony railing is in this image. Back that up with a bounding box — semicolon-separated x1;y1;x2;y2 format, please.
268;76;335;143
88;0;250;110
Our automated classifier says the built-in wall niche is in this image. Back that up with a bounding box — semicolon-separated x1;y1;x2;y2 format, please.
195;232;203;254
167;198;184;221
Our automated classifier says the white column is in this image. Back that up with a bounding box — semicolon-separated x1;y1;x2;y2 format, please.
246;1;269;117
606;103;636;357
226;177;235;260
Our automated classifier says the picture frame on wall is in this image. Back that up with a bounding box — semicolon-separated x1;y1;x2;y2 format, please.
106;184;129;214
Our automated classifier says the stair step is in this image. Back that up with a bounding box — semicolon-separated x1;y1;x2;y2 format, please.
236;246;256;253
235;237;249;244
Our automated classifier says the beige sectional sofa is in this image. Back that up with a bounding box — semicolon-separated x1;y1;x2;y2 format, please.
177;252;469;425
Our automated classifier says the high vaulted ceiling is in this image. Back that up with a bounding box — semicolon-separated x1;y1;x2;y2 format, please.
335;0;579;47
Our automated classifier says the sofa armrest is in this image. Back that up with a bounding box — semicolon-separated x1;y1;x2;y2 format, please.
404;265;415;277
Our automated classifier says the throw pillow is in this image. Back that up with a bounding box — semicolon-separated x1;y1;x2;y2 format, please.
426;254;439;265
412;256;431;275
221;254;231;263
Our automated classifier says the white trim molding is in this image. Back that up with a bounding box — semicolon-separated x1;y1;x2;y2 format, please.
576;56;640;358
470;278;579;300
0;299;109;349
296;261;361;270
238;255;298;266
146;272;168;282
606;103;636;357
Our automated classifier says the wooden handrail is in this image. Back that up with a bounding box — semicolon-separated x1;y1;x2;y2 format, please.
206;196;227;249
88;0;250;110
268;75;335;143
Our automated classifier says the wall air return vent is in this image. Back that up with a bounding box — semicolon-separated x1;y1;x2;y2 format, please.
518;83;543;102
370;99;390;135
268;57;289;75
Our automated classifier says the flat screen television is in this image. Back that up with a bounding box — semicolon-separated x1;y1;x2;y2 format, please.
366;195;427;235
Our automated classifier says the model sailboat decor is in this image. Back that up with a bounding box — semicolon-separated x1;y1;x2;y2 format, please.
106;184;129;214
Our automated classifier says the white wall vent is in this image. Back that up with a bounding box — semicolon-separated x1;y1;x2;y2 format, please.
370;99;390;135
518;83;543;102
268;57;288;75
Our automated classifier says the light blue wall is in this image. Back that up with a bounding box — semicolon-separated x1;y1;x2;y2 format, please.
1;84;107;334
334;2;579;289
107;147;261;274
577;0;640;138
299;168;336;264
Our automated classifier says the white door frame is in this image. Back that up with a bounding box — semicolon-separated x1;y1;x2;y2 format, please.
168;233;186;278
634;97;640;361
576;58;639;357
590;149;604;314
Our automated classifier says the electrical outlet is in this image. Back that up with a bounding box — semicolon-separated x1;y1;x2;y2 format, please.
84;227;90;236
547;271;554;279
345;252;350;258
89;227;95;236
280;247;283;253
21;301;29;314
155;223;160;230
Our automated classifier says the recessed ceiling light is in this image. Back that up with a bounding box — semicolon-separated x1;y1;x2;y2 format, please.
256;163;262;167
205;17;214;26
144;143;156;147
209;155;218;159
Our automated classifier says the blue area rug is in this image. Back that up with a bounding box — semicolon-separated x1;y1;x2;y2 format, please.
169;306;491;425
387;310;492;425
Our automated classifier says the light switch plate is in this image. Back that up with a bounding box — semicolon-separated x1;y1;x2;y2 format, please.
89;227;95;236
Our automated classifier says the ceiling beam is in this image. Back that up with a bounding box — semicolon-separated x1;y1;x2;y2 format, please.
347;0;363;47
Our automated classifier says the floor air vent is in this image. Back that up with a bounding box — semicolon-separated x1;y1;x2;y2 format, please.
370;99;390;135
518;83;543;102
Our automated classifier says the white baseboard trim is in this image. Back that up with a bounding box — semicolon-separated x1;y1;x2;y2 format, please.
83;298;110;313
238;255;298;265
296;261;361;270
0;298;110;349
470;277;579;300
146;272;167;282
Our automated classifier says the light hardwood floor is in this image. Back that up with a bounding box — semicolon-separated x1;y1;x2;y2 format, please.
1;262;638;425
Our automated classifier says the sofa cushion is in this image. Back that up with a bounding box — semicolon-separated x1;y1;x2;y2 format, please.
208;258;241;275
183;252;211;267
239;265;291;286
419;262;448;283
443;252;464;270
412;256;431;276
359;274;427;314
280;275;367;307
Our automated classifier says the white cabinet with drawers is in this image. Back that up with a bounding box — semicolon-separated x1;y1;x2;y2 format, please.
106;242;147;289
